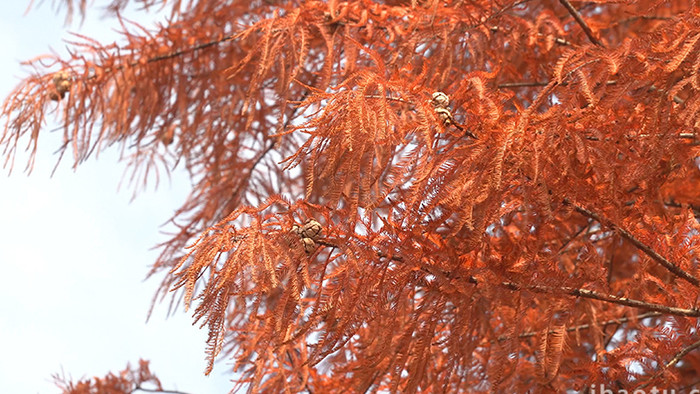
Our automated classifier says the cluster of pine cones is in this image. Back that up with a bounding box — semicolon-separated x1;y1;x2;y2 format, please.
290;219;323;253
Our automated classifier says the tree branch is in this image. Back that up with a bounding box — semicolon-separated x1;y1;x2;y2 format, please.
321;241;700;317
462;267;699;317
497;81;550;88
133;386;193;394
145;35;235;65
663;338;700;370
80;33;237;80
524;284;700;317
494;311;662;342
557;0;604;47
498;80;618;89
363;95;413;105
639;337;700;389
567;201;700;287
227;81;317;208
558;221;591;254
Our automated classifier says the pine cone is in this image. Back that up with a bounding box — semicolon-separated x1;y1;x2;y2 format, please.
430;91;450;108
300;219;322;240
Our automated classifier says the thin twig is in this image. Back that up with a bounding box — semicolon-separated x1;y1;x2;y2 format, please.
146;34;235;65
471;0;535;30
613;15;673;27
363;95;413;105
498;80;617;89
498;80;686;106
133;387;193;394
503;281;700;317
639;337;700;389
494;311;661;342
581;132;697;141
557;0;604;47
607;246;615;284
498;81;550;88
664;338;700;370
284;350;314;394
489;27;572;45
602;322;620;350
228;80;317;207
678;378;700;392
567;201;700;287
558;221;591;254
648;85;685;104
77;33;236;81
448;264;699;316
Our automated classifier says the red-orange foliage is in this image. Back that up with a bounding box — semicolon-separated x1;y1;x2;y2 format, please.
5;0;700;392
53;359;165;394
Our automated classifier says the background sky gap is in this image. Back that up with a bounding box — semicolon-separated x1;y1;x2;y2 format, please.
0;3;232;393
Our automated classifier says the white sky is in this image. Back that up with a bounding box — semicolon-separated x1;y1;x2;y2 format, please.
0;3;233;393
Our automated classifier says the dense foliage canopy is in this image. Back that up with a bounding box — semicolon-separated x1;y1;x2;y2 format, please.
5;0;700;392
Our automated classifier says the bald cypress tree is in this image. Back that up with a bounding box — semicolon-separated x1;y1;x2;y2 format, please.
5;0;700;391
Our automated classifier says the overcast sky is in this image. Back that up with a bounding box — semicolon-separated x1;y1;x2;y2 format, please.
0;3;232;393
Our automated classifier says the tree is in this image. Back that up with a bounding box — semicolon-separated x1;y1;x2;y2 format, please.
4;0;700;392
